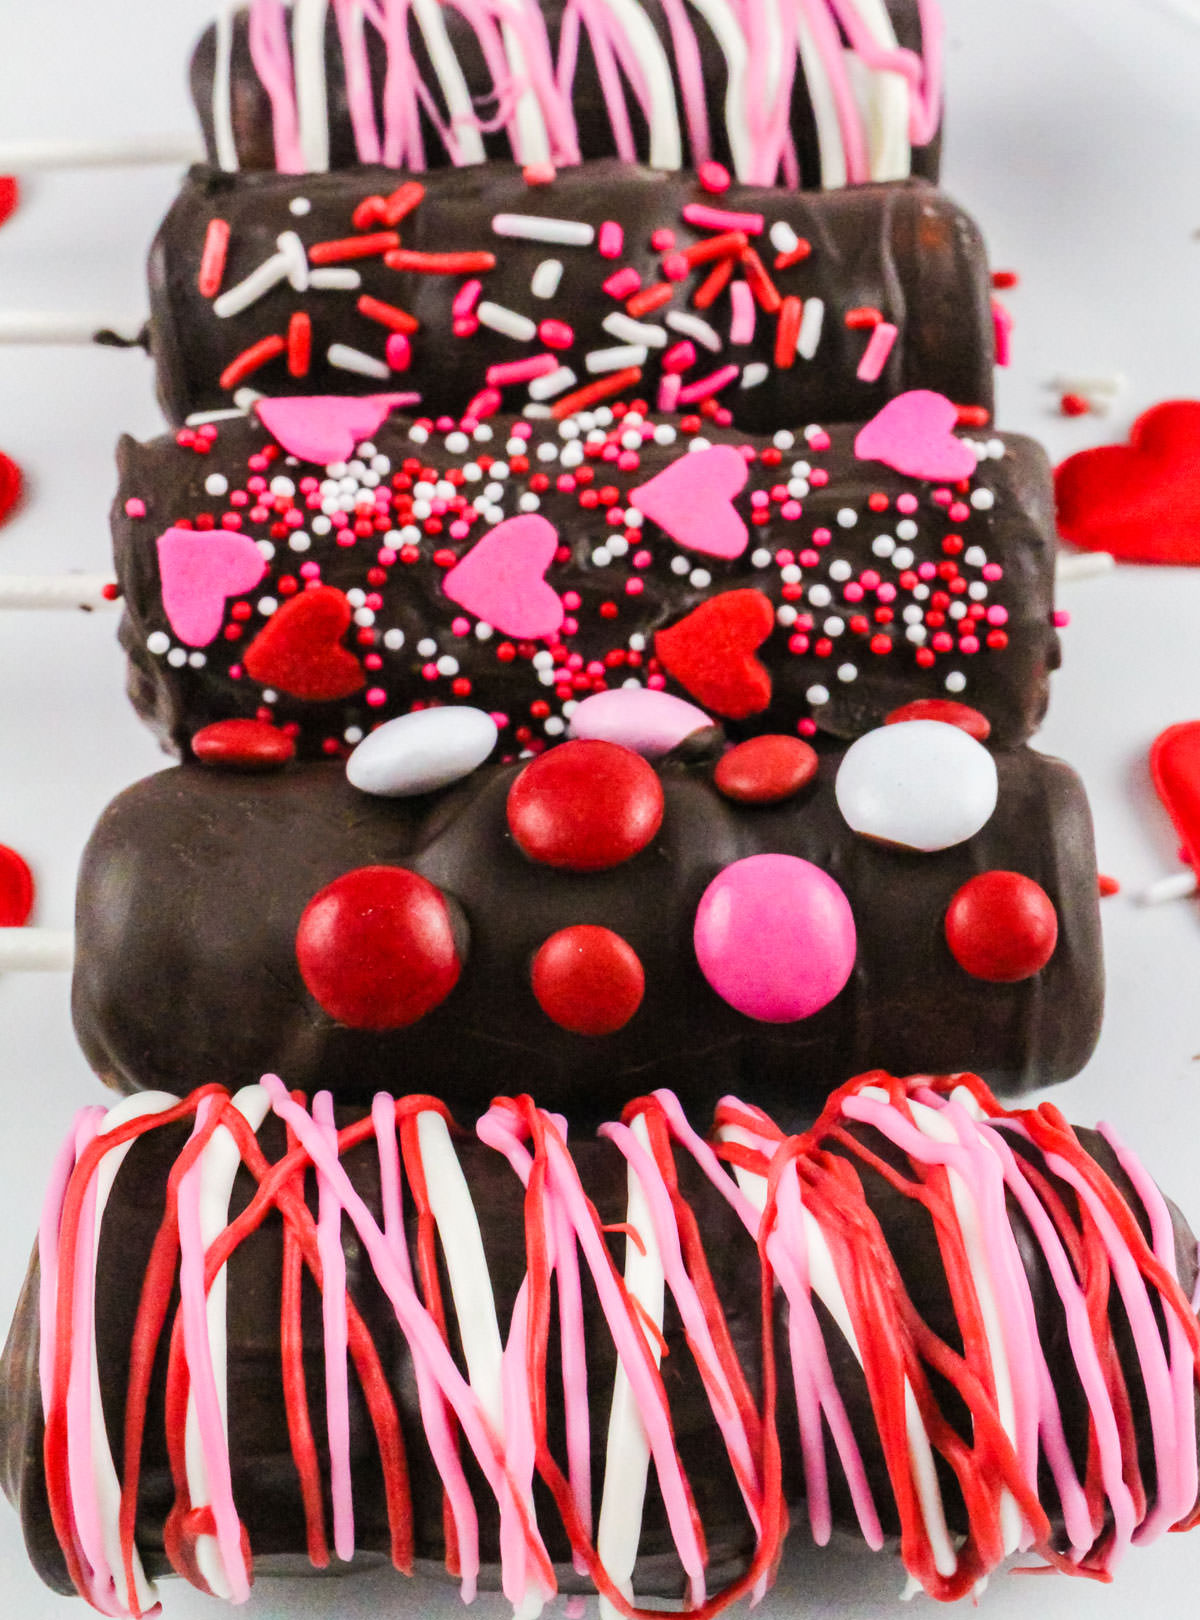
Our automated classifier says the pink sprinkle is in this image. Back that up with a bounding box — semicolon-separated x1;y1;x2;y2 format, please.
813;528;832;545
986;605;1009;626
917;562;937;580
808;431;832;452
513;422;533;439
663;340;697;375
563;591;582;610
729;281;756;345
799;549;819;567
603;267;641;299
698;161;731;194
992;298;1013;367
523;162;556;185
1053;609;1071;628
229;664;243;679
897;493;919;514
300;561;321;579
798;718;817;737
449;521;470;539
856;321;898;383
453;279;482;318
366;687;387;706
931;488;952;508
124;496;146;518
627;579;646;597
959;635;980;654
435;415;455;432
750;491;770;510
451;617;471;636
949;502;971;523
775;548;794;564
386;332;411;370
677;364;739;404
632;550;652;568
715;408;733;426
598;221;624;258
681;202;763;234
539;319;574;350
618;451;639;471
843;582;864;603
486;354;559;387
658;373;682;413
781;500;802;520
662;253;689;282
982;563;1003;581
651;228;676;252
601;443;620;462
877;583;897;603
453;316;479;338
789;634;810;655
465;387;502;420
378;548;397;564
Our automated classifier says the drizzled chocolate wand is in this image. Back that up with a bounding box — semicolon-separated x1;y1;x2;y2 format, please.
3;1072;1197;1617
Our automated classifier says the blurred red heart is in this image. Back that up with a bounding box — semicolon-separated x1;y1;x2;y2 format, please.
1055;400;1200;563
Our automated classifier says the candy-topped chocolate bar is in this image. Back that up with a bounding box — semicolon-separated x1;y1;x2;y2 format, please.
147;164;991;429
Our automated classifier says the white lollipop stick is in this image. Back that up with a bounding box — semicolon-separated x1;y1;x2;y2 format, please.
1141;871;1199;907
0;576;117;610
1055;550;1115;582
0;312;145;345
0;928;74;971
0;133;201;172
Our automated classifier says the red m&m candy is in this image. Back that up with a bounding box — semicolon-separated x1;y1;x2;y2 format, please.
945;870;1058;982
507;740;664;871
531;925;645;1034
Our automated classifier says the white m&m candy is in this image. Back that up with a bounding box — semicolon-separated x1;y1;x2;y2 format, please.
835;720;998;852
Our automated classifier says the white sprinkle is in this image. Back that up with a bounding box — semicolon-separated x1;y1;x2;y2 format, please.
288;532;311;551
213;250;290;317
824;616;845;636
750;548;772;568
797;297;825;360
949;601;968;620
592;547;612;567
544;716;566;736
628;634;647;651
276;230;308;291
970;488;995;510
167;647;188;668
477;302;538;342
654;423;678;444
446;431;470;455
492;213;595;246
531;259;564;299
146;631;170;656
289;196;312;216
780;564;801;584
586;344;648;374
689;569;712;588
945;671;967;694
806;684;830;705
906;624;928;645
968;582;989;601
603;313;668;349
204;473;229;496
670;556;690;575
836;508;858;529
312;515;332;535
256;540;275;560
987;438;1006;460
270;475;296;497
608;537;628;556
687;436;712;452
741;362;769;390
903;605;925;625
665;311;722;352
328;343;390;379
475;623;493;641
536;442;559;463
261;689;277;703
829;559;852;582
913;583;930;600
417;638;438;658
308;267;361;290
836;663;858;682
896;519;918;541
777;604;797;626
474;425;494;442
383;629;405;650
436;655;459;676
344;726;363;744
528;365;577;401
964;545;987;568
519;493;541;512
807;584;832;608
892;546;915;569
354;607;376;627
624;509;643;528
770;220;800;255
185;407;247;426
872;535;895;558
408;424;429;443
232;388;263;411
772;430;795;451
257;596;277;616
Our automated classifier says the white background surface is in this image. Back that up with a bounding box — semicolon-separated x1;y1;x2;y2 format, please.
2;0;1200;1615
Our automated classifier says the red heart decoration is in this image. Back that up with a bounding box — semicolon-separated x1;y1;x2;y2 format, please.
243;586;366;701
655;589;774;719
1150;720;1200;873
0;450;22;528
0;178;18;230
1055;400;1200;563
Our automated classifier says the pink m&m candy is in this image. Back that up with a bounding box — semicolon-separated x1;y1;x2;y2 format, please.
693;854;856;1022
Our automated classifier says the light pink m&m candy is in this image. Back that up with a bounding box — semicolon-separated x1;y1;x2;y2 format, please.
694;854;856;1022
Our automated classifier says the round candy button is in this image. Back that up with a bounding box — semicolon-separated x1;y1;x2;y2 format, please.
296;865;462;1029
192;719;296;770
507;740;664;871
835;720;998;852
568;688;714;759
694;854;856;1022
347;706;498;797
945;870;1058;982
884;699;992;741
531;925;645;1035
714;735;819;805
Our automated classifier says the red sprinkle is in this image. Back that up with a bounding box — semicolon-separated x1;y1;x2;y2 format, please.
220;334;286;390
551;367;643;420
382;181;425;226
1098;874;1121;898
384;249;496;274
357;294;420;334
1060;392;1091;418
739;248;782;313
287;312;312;378
626;282;674;319
955;405;992;428
774;239;812;271
775;297;803;370
698;160;732;194
198;217;231;298
309;231;400;265
352;194;388;230
0;844;34;927
845;306;883;330
680;229;749;268
693;258;734;310
992;269;1020;290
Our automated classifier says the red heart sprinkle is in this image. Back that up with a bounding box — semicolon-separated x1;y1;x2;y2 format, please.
655;589;774;719
243;586;366;701
1055;400;1200;563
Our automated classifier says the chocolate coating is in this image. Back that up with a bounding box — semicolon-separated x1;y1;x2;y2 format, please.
72;747;1102;1120
113;411;1056;758
1;1106;1192;1597
146;164;989;430
188;2;941;181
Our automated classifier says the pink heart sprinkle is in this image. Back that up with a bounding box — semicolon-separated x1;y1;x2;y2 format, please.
157;527;268;647
442;514;564;639
854;391;978;482
255;393;420;464
629;444;749;559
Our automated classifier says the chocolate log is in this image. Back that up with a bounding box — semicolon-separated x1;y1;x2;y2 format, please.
113;406;1054;758
2;1076;1197;1615
187;1;942;185
146;165;990;431
71;743;1102;1119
